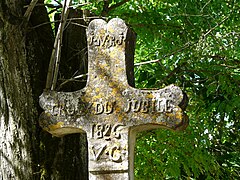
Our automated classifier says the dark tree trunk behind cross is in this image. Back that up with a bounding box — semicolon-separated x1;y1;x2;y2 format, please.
0;1;88;179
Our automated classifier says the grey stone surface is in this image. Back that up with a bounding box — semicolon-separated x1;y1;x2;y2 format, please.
39;18;188;179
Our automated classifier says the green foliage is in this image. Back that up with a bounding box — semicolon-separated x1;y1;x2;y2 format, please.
123;0;239;179
44;0;240;178
107;0;240;179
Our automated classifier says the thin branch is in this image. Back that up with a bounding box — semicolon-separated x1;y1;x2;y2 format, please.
31;20;59;29
200;0;212;13
134;15;230;67
45;0;72;90
31;16;102;29
70;22;87;28
69;2;90;8
24;3;62;9
70;16;107;21
27;2;89;13
131;23;181;29
101;0;129;15
170;13;210;17
24;0;39;22
203;15;230;38
160;66;182;84
51;0;71;90
57;74;88;91
54;0;62;6
134;42;194;66
108;0;130;11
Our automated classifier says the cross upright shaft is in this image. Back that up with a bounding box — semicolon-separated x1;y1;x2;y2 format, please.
39;18;188;179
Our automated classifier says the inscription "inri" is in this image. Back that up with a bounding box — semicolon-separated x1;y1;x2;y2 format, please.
88;31;125;47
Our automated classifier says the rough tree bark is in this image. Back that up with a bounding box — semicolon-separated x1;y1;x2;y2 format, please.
0;0;37;179
0;0;88;179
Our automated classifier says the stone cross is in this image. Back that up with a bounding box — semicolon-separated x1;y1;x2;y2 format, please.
39;18;188;180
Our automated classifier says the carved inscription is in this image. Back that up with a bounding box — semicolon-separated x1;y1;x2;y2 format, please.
91;123;124;140
49;98;173;116
124;98;172;113
90;123;125;162
88;31;125;47
94;102;114;115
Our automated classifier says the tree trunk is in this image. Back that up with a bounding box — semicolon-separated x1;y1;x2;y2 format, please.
0;0;37;179
0;1;88;179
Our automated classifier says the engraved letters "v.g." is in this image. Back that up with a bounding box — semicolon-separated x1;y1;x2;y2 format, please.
90;123;125;162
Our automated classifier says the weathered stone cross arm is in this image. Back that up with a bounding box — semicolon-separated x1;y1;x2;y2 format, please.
39;84;187;135
39;18;188;179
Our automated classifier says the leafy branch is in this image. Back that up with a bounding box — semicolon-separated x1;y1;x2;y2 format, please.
108;0;130;11
134;15;230;67
101;0;130;16
203;15;230;38
134;42;194;66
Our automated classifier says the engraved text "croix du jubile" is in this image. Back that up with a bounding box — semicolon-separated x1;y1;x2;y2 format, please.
39;18;189;180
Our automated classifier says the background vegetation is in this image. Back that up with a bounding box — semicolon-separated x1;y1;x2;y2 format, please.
45;0;240;179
